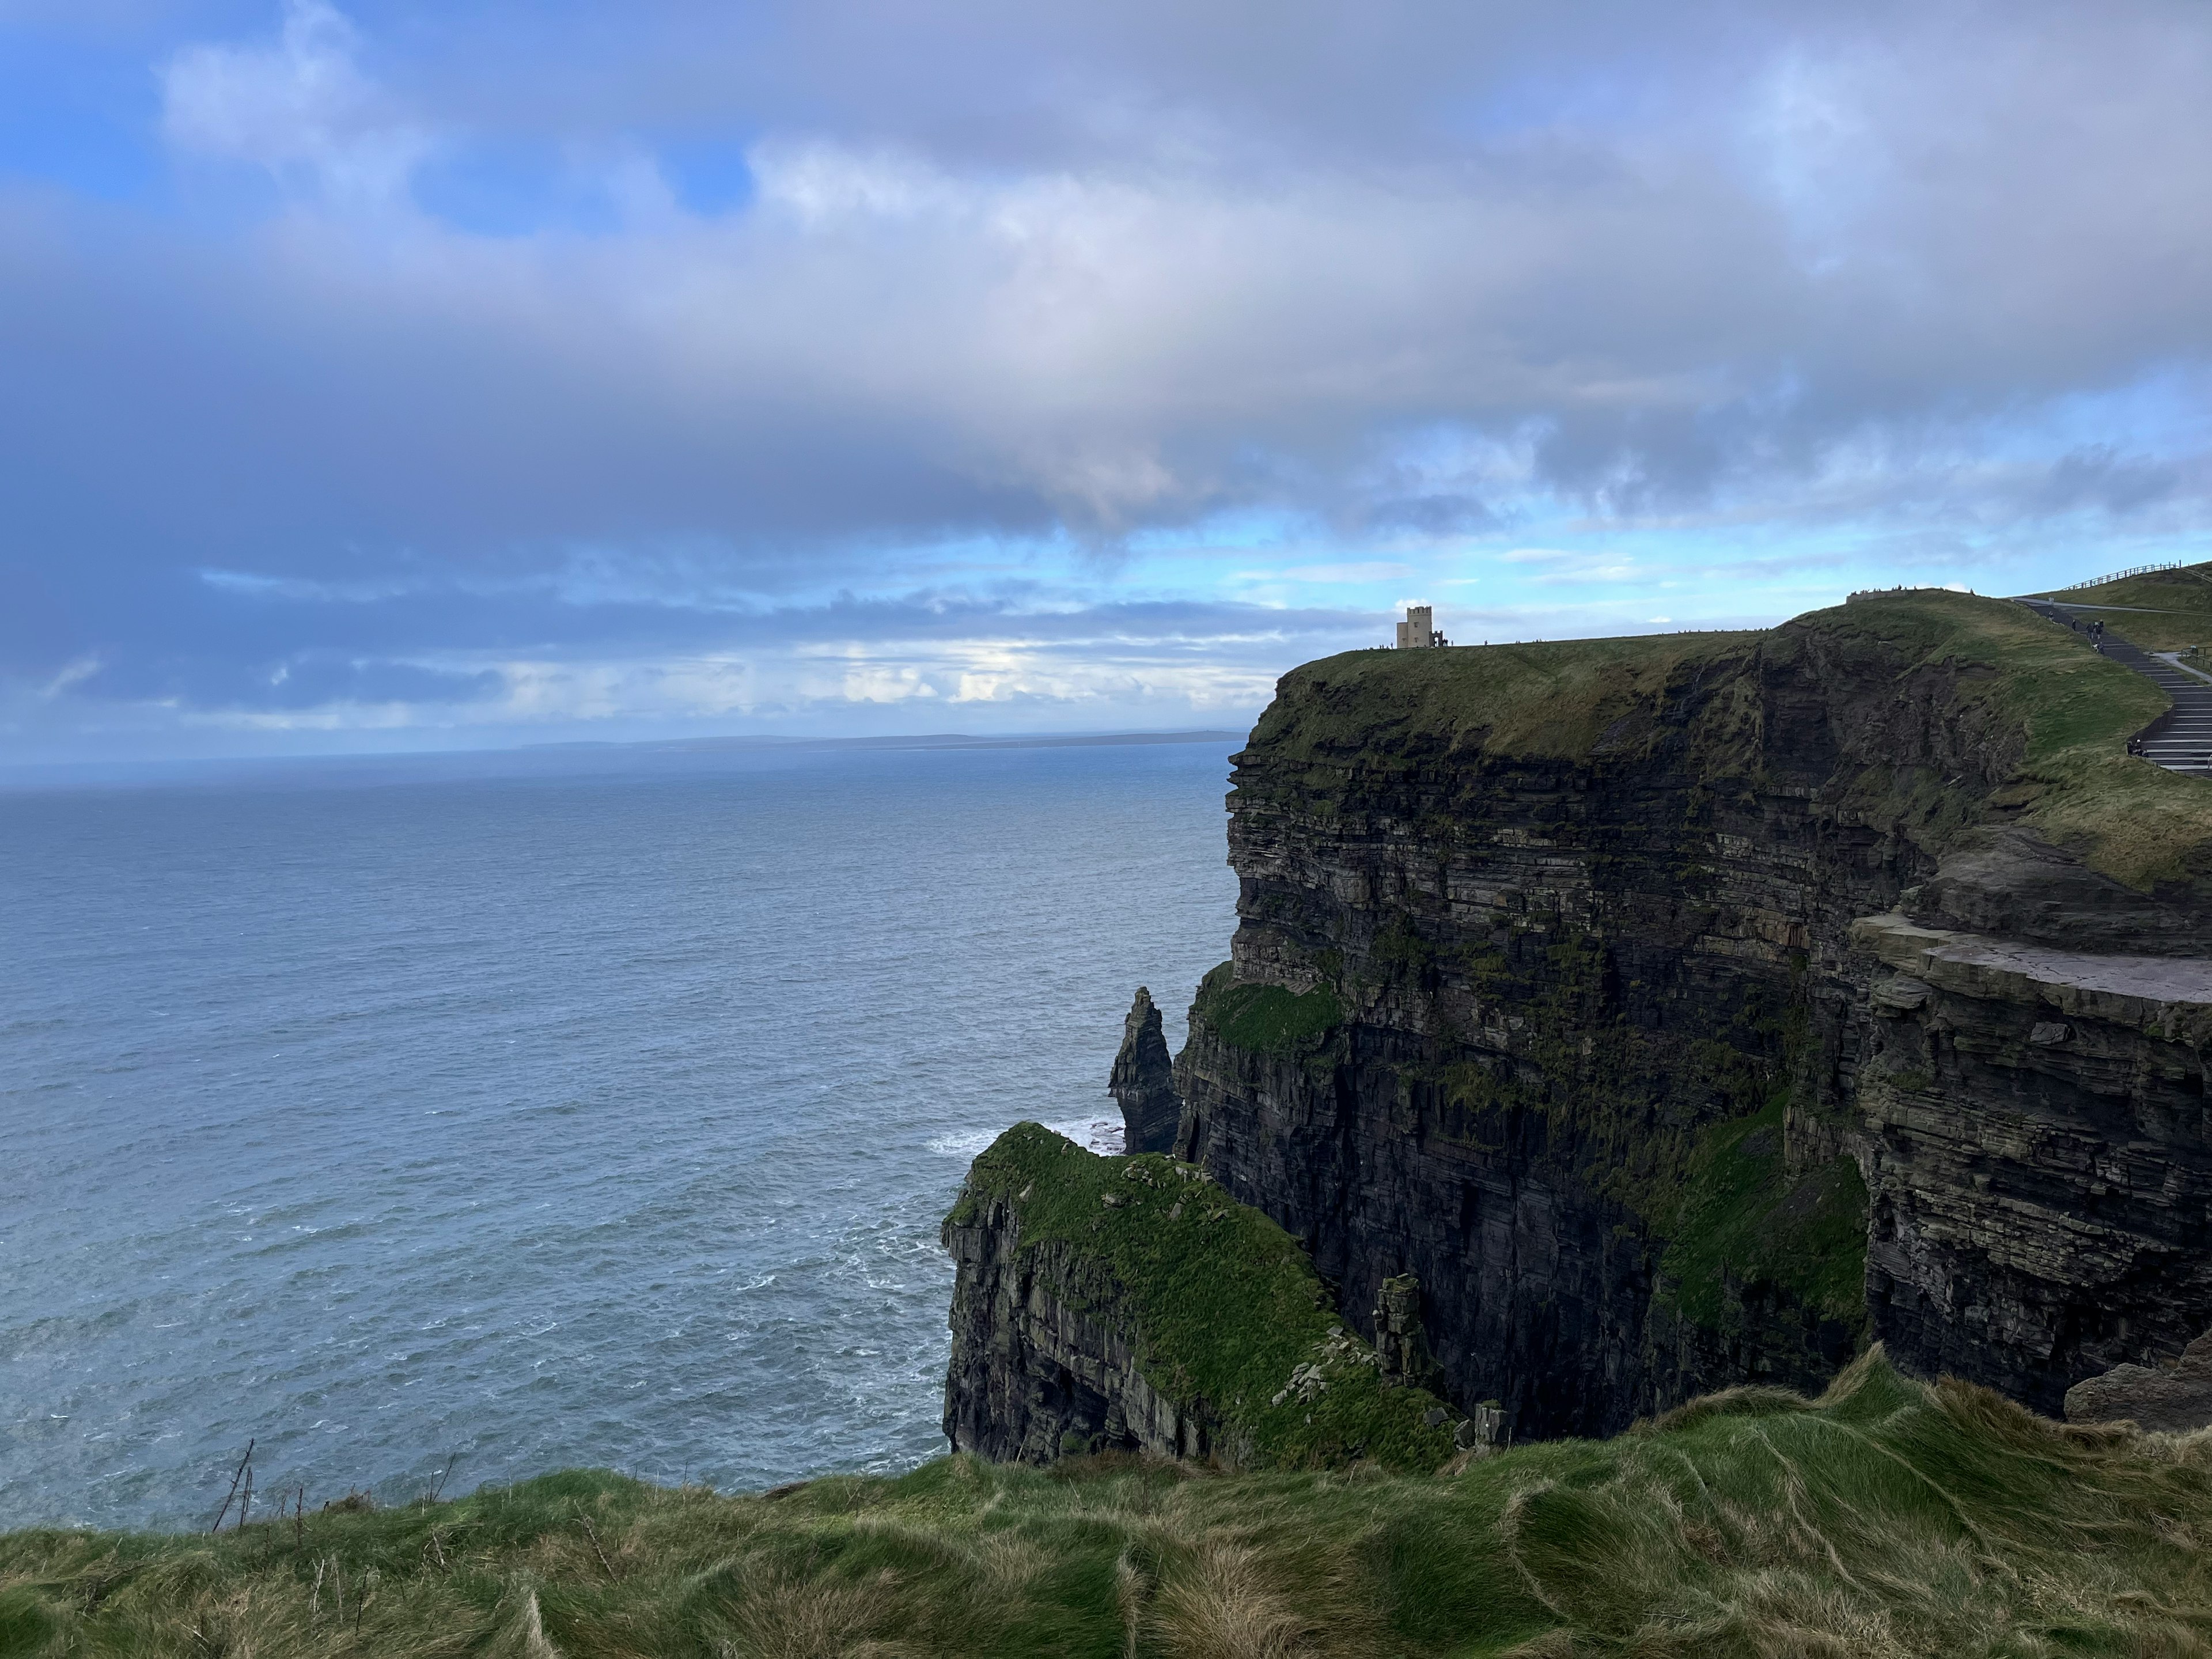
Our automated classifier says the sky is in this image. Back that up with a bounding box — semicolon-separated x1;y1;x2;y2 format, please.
3;1;2211;760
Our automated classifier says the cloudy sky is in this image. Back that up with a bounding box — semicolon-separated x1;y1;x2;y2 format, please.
3;1;2210;758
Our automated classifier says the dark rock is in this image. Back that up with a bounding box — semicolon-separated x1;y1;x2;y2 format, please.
1372;1274;1444;1392
940;1124;1462;1471
941;1182;1215;1465
1109;987;1184;1154
1900;828;2210;957
1160;611;2212;1436
1464;1402;1516;1448
2066;1332;2212;1432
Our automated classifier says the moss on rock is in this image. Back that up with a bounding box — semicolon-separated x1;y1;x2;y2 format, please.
949;1121;1458;1473
1659;1097;1870;1331
1188;961;1344;1056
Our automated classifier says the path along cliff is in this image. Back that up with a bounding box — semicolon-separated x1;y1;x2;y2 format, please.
1097;589;2212;1438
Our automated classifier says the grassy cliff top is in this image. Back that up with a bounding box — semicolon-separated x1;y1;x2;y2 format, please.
9;1352;2212;1657
948;1122;1456;1474
1243;588;2212;894
1241;623;1758;763
2021;560;2212;652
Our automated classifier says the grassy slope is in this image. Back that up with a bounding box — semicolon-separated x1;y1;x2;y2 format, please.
1661;1095;1869;1328
1190;961;1343;1056
2021;562;2212;652
949;1123;1457;1475
1805;589;2208;893
10;1353;2212;1657
1240;628;1757;770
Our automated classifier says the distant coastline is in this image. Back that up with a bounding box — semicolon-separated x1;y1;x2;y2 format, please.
0;729;1247;795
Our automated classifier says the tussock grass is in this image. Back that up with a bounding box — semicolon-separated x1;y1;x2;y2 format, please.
9;1350;2212;1657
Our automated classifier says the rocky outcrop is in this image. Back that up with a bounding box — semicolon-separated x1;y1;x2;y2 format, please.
1370;1274;1444;1392
2066;1331;2212;1431
942;1123;1461;1471
1109;987;1183;1154
1162;594;2212;1434
1851;914;2212;1410
942;1182;1218;1463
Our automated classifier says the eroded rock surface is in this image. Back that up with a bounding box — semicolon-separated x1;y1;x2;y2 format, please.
941;1124;1462;1470
2066;1333;2212;1432
1853;913;2212;1407
1109;987;1183;1155
1162;603;2212;1433
941;1183;1215;1463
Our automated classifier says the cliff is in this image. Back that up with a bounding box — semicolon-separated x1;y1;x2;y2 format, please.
941;1122;1461;1471
1164;589;2212;1435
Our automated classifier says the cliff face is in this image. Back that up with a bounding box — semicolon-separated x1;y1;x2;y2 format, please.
942;1182;1219;1463
942;1123;1461;1471
1170;593;2212;1433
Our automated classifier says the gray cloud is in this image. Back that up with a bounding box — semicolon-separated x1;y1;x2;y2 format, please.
2;0;2210;749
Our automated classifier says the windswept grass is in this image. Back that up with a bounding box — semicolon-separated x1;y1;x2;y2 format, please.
8;1351;2212;1657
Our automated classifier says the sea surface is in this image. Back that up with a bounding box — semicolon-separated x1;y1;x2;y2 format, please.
0;738;1240;1530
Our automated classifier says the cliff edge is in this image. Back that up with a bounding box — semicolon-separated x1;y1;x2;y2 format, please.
1163;589;2212;1434
942;1122;1462;1471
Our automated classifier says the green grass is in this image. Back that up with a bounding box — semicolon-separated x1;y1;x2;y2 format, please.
2020;562;2212;652
1242;586;2212;896
948;1123;1457;1475
11;1352;2212;1656
1238;628;1756;771
1189;963;1344;1056
1659;1097;1869;1328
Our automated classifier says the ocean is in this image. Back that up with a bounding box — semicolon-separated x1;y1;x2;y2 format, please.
0;738;1240;1530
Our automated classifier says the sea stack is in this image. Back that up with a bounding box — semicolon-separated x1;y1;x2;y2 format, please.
1109;987;1183;1154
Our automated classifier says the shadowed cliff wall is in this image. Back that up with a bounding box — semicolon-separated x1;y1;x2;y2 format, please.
1171;593;2212;1433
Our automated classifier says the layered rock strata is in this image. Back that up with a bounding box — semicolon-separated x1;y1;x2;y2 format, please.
1162;595;2212;1433
2066;1331;2212;1432
942;1123;1460;1471
1108;987;1183;1154
1851;915;2212;1410
942;1177;1218;1462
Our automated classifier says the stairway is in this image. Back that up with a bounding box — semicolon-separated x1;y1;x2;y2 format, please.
2020;599;2212;775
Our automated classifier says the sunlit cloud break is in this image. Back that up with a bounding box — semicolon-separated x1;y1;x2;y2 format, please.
2;0;2210;759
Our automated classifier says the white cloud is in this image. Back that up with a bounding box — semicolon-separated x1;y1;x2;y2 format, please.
161;0;433;203
1233;562;1415;583
10;0;2212;757
40;656;102;700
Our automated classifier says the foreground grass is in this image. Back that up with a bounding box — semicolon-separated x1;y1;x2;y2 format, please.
7;1353;2212;1657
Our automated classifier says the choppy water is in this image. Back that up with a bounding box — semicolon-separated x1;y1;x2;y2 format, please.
0;739;1238;1530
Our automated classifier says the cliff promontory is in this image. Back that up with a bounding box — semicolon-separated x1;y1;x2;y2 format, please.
942;1122;1463;1470
1145;589;2212;1438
